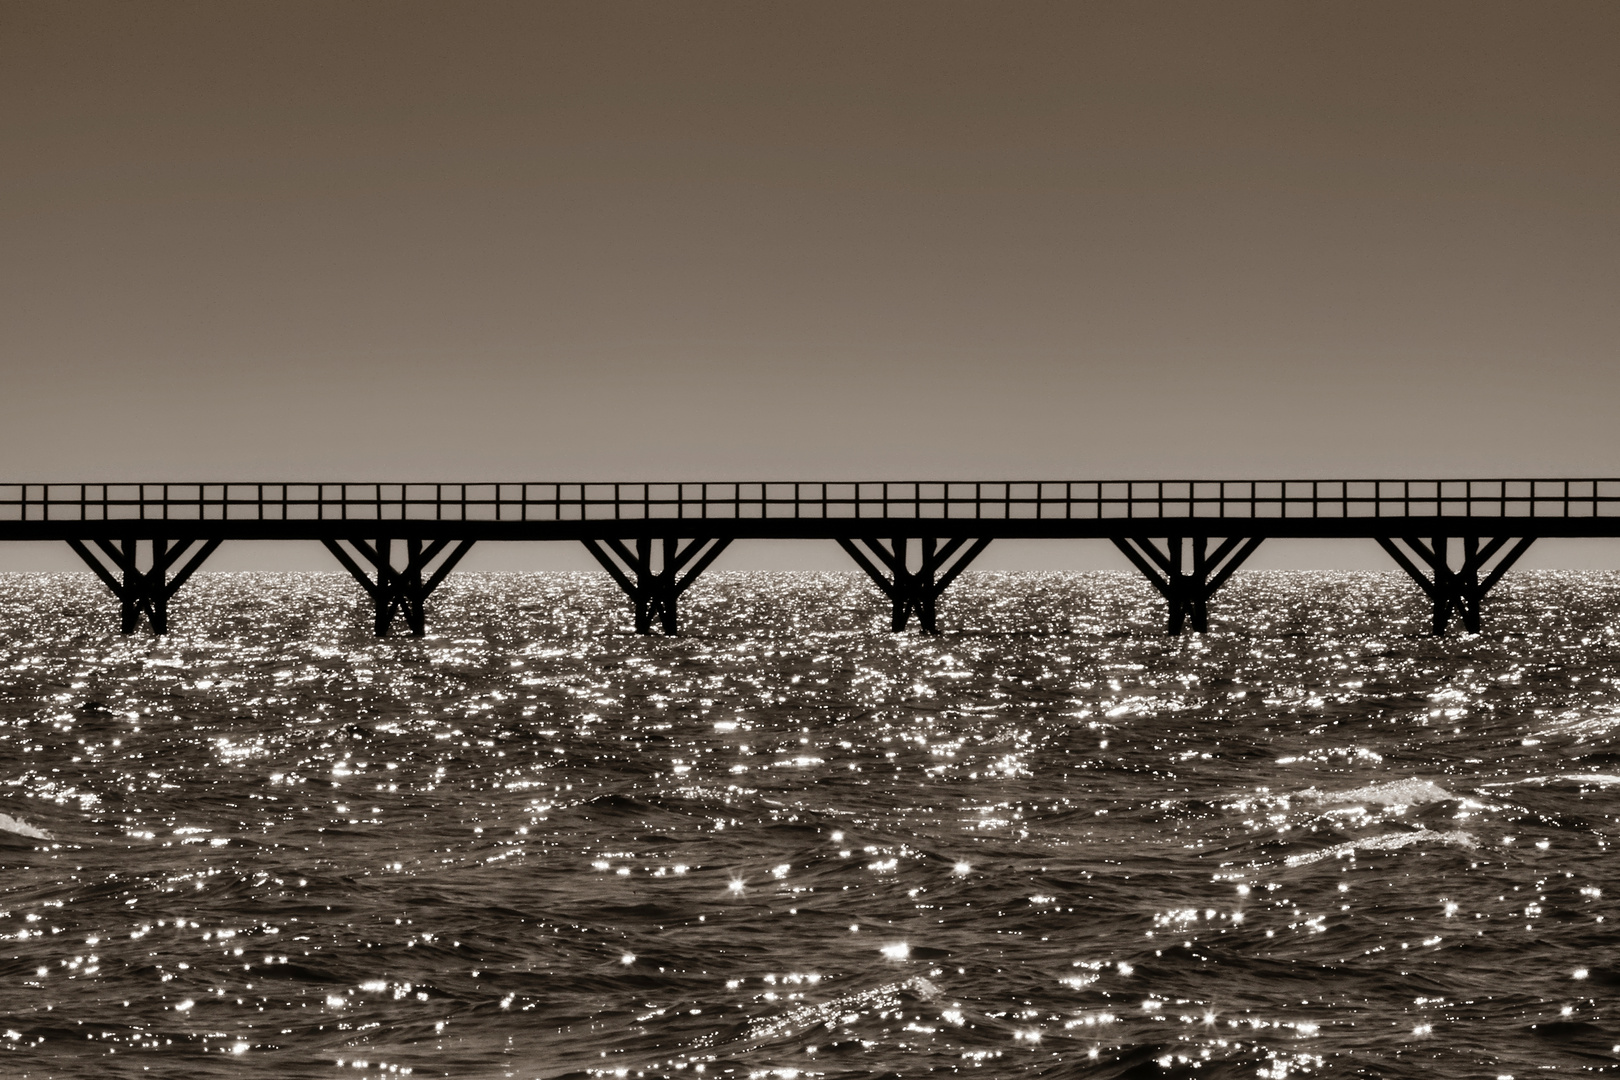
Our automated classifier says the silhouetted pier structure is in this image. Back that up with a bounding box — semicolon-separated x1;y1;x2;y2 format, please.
2;480;1613;637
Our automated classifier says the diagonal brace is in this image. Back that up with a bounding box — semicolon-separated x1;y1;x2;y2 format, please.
324;537;476;636
839;537;992;633
583;537;730;634
67;537;222;635
1115;536;1264;634
1379;535;1536;634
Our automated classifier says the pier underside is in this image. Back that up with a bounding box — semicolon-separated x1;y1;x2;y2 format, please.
49;533;1556;639
68;538;222;634
1377;536;1536;634
1111;536;1265;634
581;537;731;634
322;538;477;636
838;537;993;632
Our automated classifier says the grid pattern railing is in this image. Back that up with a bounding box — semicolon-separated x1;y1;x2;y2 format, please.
1;480;1619;523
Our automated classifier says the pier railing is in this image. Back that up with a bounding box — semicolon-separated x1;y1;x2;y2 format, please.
4;479;1620;523
16;478;1619;638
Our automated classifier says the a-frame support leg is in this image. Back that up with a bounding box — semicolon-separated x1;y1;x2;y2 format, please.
323;537;477;637
67;537;223;635
1111;536;1264;635
1377;535;1535;635
581;537;731;635
838;537;992;633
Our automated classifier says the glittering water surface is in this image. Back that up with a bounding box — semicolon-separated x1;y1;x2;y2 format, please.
1;570;1619;1079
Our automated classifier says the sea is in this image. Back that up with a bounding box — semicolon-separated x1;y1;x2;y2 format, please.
0;569;1616;1079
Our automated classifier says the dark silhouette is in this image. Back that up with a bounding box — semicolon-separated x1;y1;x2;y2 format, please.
321;538;478;636
581;537;731;635
6;479;1592;637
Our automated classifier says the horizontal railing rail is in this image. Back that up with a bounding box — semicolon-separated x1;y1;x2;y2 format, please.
2;480;1619;523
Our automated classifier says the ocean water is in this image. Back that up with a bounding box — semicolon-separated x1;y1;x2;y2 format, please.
0;569;1617;1079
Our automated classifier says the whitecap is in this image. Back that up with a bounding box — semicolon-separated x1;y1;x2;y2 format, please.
740;975;940;1044
1284;828;1476;868
1304;779;1453;807
0;813;52;840
1533;712;1620;741
1559;774;1620;787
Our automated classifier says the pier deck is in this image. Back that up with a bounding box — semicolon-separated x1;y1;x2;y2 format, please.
4;479;1613;636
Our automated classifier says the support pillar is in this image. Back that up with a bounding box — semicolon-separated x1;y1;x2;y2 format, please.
323;538;477;636
582;537;731;634
1377;536;1535;634
67;537;223;635
1111;536;1264;634
838;537;992;633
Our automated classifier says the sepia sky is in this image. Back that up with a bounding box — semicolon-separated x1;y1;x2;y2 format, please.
3;1;1618;571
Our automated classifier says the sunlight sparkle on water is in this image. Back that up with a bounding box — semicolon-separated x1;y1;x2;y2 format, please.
0;570;1615;1076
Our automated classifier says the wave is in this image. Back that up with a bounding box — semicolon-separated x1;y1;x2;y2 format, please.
1562;773;1620;787
739;975;941;1046
1303;778;1454;807
0;813;52;840
1284;828;1476;867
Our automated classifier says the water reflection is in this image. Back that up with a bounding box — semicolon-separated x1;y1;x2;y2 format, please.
0;570;1615;1075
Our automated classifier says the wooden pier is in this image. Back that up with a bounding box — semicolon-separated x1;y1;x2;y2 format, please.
2;480;1612;637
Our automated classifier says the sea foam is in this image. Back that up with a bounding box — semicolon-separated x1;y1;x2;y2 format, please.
1304;779;1454;807
0;813;51;840
1284;828;1477;867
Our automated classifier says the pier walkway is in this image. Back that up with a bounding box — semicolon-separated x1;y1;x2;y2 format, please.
2;479;1615;637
